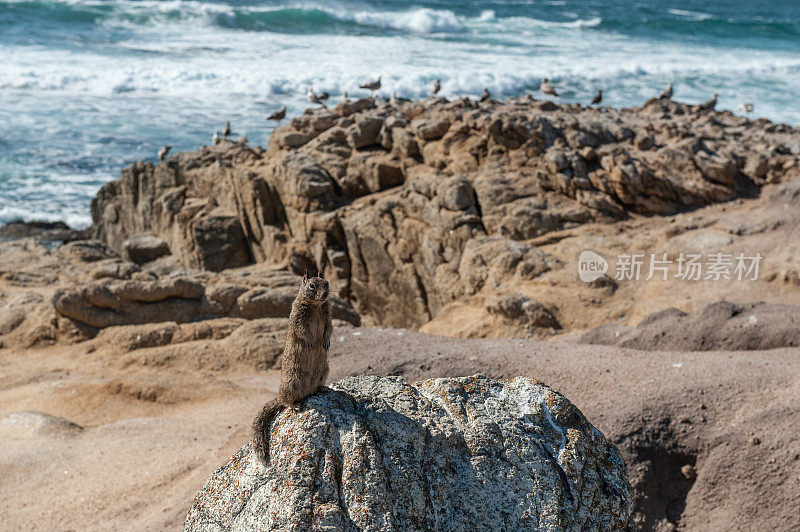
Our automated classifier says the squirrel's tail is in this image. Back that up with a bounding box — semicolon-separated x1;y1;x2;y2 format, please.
252;399;285;465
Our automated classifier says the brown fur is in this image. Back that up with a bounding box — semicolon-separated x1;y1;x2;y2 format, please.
252;273;332;464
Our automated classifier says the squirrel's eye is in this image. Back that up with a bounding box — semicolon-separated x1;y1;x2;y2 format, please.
309;283;316;290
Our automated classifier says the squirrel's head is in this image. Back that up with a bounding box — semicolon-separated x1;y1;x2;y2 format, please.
299;271;329;303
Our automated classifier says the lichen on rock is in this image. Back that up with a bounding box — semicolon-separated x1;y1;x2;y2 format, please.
184;375;632;531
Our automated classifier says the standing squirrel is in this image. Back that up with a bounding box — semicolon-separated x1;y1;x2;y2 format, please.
252;273;332;464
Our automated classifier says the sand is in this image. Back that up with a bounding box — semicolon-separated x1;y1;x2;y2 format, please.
1;326;799;530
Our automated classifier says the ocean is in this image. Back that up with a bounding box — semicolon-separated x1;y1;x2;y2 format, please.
1;0;799;228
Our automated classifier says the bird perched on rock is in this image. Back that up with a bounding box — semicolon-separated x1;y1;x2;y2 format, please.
658;83;673;99
212;131;221;145
318;91;330;102
158;145;171;162
359;76;381;94
432;78;441;95
307;87;327;107
591;89;602;105
268;105;286;123
738;102;754;113
699;93;718;111
540;78;559;97
222;121;231;137
480;87;491;102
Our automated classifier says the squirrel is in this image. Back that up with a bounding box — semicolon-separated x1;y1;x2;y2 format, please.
252;272;332;464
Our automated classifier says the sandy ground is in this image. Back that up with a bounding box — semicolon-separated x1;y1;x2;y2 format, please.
0;344;276;531
1;326;799;530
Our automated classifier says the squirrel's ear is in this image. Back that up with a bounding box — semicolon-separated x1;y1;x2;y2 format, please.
316;270;322;279
302;270;308;283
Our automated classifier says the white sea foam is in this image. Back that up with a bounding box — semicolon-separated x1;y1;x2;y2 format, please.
477;10;496;22
668;9;714;21
3;32;798;106
347;7;463;34
0;205;92;229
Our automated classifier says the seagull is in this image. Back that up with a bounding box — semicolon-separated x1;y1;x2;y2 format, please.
222;121;231;137
591;89;602;105
480;87;491;102
158;145;171;162
432;78;441;95
699;93;718;111
212;131;221;145
658;83;673;99
307;87;327;107
540;78;558;97
268;105;286;123
738;103;754;113
359;76;381;94
318;91;330;102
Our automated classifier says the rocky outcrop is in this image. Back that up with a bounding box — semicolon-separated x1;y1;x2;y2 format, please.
122;235;170;265
90;97;800;332
0;220;90;243
53;272;360;329
52;269;360;335
0;237;359;358
580;301;800;351
184;374;632;531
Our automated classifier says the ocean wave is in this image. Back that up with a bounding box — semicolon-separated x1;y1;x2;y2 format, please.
348;7;462;34
0;0;473;35
559;16;602;29
212;5;466;35
667;9;713;22
0;0;608;37
3;0;798;43
0;204;92;229
501;15;602;30
600;10;799;40
4;33;800;100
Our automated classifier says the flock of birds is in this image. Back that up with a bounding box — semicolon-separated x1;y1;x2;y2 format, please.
275;77;739;122
156;77;753;162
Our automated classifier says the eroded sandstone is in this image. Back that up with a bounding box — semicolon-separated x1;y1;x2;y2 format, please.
89;96;800;333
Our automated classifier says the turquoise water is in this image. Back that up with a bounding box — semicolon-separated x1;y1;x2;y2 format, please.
1;0;799;227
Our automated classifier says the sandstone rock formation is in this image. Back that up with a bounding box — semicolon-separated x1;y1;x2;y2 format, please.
52;270;359;333
0;237;359;367
184;375;632;531
90;96;800;334
122;235;170;265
